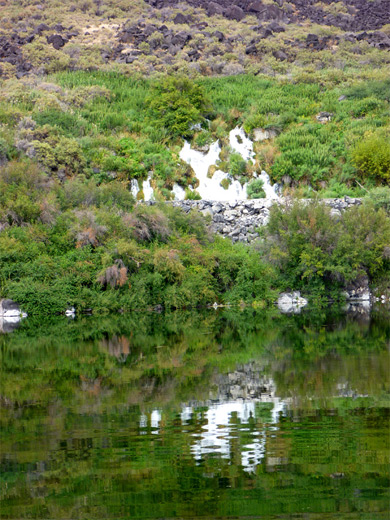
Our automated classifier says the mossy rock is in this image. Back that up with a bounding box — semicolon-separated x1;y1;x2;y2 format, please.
220;178;231;190
191;177;200;189
207;165;218;179
218;161;229;173
218;144;230;162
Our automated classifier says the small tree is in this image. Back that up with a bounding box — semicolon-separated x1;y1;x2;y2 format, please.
352;135;390;183
147;76;210;138
247;178;266;199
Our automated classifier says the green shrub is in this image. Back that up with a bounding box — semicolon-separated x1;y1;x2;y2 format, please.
350;97;384;118
247;179;266;199
346;80;390;102
34;109;88;137
147;76;210;138
351;135;390;182
0;190;42;226
228;152;247;177
365;187;390;213
32;134;86;177
262;200;390;294
193;130;213;149
271;123;343;185
0;161;49;225
318;179;364;198
185;189;201;200
6;278;72;315
55;137;86;176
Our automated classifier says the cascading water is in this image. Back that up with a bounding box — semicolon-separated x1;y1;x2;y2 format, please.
130;179;140;199
172;183;186;200
229;127;255;161
258;170;280;201
131;176;154;202
134;127;279;202
179;127;280;202
142;174;154;202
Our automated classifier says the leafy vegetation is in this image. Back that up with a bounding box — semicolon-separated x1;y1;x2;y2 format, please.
0;69;389;312
352;134;390;182
0;158;280;313
146;76;210;138
1;72;388;199
247;178;266;199
261;199;390;296
364;187;390;213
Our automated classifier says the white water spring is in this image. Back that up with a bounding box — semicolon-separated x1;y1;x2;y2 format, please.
130;175;154;202
142;174;154;202
172;183;186;200
178;140;248;201
133;127;279;202
229;126;254;161
179;127;279;202
130;179;140;199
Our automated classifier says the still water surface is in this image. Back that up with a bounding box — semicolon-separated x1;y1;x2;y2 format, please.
1;308;389;519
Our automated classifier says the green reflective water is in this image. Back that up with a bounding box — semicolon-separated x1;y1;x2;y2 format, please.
1;308;389;520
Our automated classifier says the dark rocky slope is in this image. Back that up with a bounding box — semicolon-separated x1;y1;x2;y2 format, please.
146;0;390;31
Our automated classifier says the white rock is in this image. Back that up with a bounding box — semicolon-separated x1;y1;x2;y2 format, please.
0;299;25;317
253;128;277;141
277;292;308;314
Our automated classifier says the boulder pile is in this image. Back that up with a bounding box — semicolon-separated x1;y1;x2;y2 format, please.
154;197;363;243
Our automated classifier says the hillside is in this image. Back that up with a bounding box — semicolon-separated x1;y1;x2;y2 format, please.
1;0;390;78
0;0;389;314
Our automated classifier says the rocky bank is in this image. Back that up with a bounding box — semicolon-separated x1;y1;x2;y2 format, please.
147;196;363;243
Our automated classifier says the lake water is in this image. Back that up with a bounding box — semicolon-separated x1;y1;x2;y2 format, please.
1;308;389;519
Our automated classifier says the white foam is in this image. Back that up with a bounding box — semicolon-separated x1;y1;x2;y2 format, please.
172;183;186;201
229;127;255;162
179;127;280;202
142;174;154;202
258;170;280;201
130;179;140;198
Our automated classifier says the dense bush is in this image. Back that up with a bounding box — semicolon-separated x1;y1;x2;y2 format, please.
0;160;52;226
271;123;343;185
346;80;390;102
365;187;390;213
262;200;390;295
147;76;210;138
229;152;247;177
34;109;88;137
351;135;390;182
0;169;277;313
247;179;265;199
